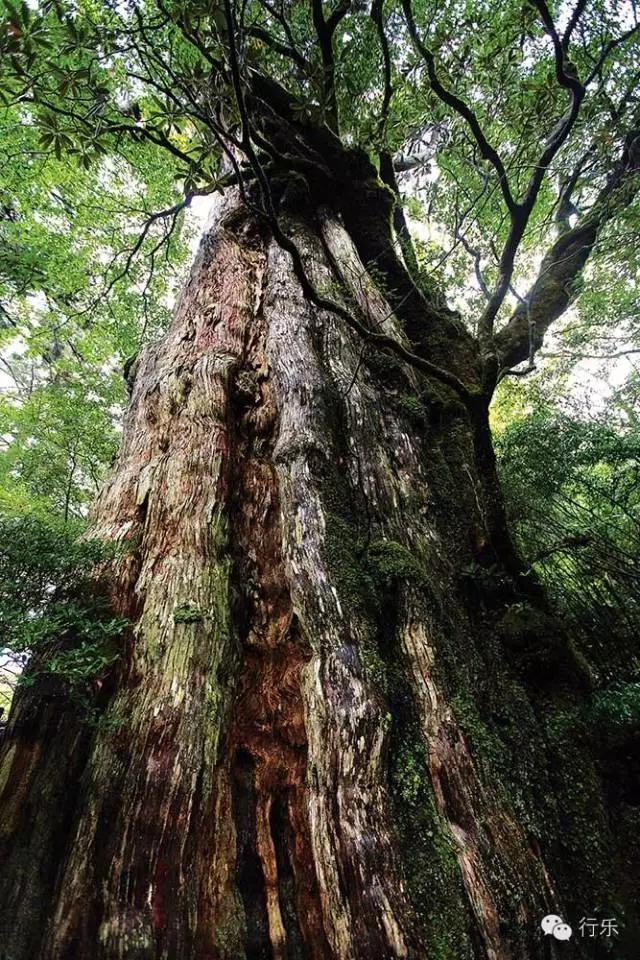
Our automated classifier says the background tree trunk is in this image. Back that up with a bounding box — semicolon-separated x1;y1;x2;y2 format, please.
0;194;632;959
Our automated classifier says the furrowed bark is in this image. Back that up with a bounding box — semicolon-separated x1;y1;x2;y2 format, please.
0;679;93;958
0;192;633;960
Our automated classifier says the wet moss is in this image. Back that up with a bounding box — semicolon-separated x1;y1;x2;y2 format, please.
323;512;376;613
362;346;406;387
322;503;429;616
447;635;622;937
450;689;509;780
389;706;475;959
393;393;428;427
312;331;630;949
408;572;624;942
542;705;616;902
367;539;427;589
173;602;204;625
357;636;389;690
495;601;594;690
420;381;467;428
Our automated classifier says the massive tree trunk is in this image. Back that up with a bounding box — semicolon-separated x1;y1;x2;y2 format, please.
0;193;633;959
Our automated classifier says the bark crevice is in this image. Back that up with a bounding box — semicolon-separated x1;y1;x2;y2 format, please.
0;195;630;960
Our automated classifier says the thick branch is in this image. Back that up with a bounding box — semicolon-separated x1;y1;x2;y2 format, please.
245;25;308;69
477;1;586;339
370;0;393;141
561;0;587;51
495;151;640;372
222;0;474;399
247;71;465;348
379;151;420;280
529;0;585;94
310;0;351;131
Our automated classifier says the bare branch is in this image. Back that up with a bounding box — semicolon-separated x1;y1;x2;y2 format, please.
545;347;640;360
456;231;490;300
562;0;588;51
477;0;586;340
310;0;351;131
584;24;640;87
370;0;393;141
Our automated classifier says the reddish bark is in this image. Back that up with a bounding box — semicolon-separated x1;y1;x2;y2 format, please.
0;197;622;960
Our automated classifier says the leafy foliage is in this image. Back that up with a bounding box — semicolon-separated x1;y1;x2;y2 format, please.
0;3;637;944
0;513;126;704
591;682;640;732
0;0;637;350
496;389;640;680
0;93;192;518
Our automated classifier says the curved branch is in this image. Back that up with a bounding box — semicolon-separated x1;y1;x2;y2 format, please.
370;0;393;141
477;0;586;340
584;24;640;87
310;0;351;131
495;151;640;373
222;0;474;399
379;151;420;280
529;0;585;95
402;0;516;214
245;25;308;69
562;0;587;51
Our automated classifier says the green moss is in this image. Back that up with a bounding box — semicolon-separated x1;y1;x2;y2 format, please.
457;655;619;919
323;516;429;612
495;602;566;674
389;718;475;959
357;637;388;689
421;380;467;418
173;602;204;624
353;589;476;956
394;393;428;427
201;512;237;779
367;539;427;589
496;601;594;689
451;689;508;777
427;595;620;927
210;506;229;555
496;602;552;641
363;346;405;383
542;706;616;905
324;513;376;612
166;371;192;410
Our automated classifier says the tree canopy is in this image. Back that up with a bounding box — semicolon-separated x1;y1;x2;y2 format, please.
1;0;638;384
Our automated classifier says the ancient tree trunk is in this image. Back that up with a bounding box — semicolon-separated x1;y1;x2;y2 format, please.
0;195;630;959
